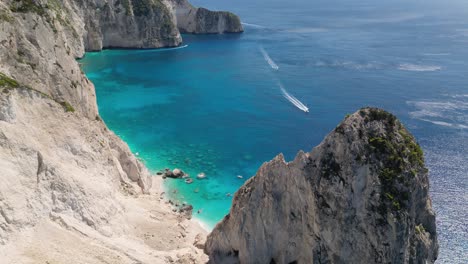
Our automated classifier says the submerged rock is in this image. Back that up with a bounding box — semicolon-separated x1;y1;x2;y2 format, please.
205;108;438;264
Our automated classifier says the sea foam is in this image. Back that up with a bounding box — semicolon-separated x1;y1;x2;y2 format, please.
242;22;267;29
398;63;441;72
408;98;468;129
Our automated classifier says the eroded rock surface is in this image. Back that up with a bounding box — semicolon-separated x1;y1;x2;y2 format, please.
205;108;439;264
81;0;182;51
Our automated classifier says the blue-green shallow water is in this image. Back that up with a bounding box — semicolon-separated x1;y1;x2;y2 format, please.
80;0;467;262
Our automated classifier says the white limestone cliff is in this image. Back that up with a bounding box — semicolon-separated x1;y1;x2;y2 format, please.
205;108;439;264
0;0;243;262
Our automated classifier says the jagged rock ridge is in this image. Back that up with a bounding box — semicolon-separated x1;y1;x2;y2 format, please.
205;108;439;264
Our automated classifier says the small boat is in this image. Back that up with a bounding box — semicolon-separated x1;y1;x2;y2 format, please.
197;172;206;179
237;175;243;179
185;178;193;184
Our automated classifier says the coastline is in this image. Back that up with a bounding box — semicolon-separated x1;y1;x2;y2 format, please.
0;0;241;261
152;158;214;232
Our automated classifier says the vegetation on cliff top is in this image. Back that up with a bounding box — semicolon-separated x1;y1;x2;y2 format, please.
360;108;425;220
332;108;425;217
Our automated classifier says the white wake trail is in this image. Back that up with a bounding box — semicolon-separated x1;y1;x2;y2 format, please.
137;45;189;54
279;83;309;112
260;47;279;70
164;44;189;51
241;22;266;29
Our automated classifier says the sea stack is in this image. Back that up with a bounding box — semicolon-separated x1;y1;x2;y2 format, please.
168;0;243;34
205;108;439;263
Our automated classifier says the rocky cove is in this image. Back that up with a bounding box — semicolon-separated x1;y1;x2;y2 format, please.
0;0;439;263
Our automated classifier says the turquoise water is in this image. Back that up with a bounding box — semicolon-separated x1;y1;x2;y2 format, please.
80;0;467;262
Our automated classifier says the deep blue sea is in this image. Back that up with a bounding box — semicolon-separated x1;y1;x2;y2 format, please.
80;0;467;262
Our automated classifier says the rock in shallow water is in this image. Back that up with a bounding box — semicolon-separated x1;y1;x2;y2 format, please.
205;108;439;264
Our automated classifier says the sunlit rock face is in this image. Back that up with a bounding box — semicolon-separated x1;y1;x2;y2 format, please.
205;108;438;264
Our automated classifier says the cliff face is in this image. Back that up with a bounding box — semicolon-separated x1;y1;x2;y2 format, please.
81;0;182;51
81;0;244;50
205;108;439;264
169;0;243;34
0;0;241;262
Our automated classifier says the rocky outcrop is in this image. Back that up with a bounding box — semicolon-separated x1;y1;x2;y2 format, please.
205;108;438;264
81;0;182;51
168;0;243;34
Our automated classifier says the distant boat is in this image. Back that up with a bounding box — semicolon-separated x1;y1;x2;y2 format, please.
197;172;206;179
279;82;309;113
237;175;243;179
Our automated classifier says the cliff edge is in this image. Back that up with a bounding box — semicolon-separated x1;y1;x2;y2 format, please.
205;108;439;264
0;0;242;262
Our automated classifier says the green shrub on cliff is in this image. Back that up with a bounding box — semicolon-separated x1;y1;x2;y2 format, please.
10;0;46;15
360;108;426;220
0;73;19;88
415;224;426;235
60;101;75;112
0;9;14;22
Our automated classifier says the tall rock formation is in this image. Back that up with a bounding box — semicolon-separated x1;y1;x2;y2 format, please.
81;0;182;51
168;0;243;34
205;108;439;264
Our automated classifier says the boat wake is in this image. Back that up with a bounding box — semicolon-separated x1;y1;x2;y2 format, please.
163;44;189;51
422;53;450;56
260;46;279;70
398;63;441;72
279;83;309;113
241;22;266;29
138;45;189;53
